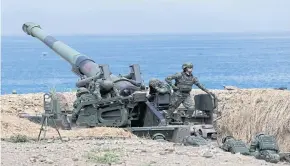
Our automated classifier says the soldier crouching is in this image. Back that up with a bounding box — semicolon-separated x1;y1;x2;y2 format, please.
89;79;120;100
165;62;215;123
147;78;171;101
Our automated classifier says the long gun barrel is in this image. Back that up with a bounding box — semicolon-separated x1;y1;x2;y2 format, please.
22;22;100;78
22;22;142;92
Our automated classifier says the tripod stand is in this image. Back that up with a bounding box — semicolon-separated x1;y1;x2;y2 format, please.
37;113;63;141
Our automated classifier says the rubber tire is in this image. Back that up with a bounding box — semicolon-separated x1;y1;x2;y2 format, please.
152;133;166;140
198;130;203;136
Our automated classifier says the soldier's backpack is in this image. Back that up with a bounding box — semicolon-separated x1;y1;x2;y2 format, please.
258;135;279;152
183;135;208;146
228;139;250;155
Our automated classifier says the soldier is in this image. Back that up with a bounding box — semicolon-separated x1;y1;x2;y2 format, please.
89;79;120;100
220;136;250;155
165;62;215;122
147;78;171;101
249;133;280;163
71;87;95;123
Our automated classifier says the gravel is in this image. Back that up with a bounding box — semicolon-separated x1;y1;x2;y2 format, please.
1;138;287;166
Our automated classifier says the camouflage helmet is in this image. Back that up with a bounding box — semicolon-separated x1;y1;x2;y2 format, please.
222;136;234;143
149;78;160;87
100;80;114;91
76;87;89;96
182;62;193;70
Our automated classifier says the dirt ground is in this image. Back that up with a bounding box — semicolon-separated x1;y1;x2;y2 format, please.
1;138;288;166
1;88;289;165
2;89;289;150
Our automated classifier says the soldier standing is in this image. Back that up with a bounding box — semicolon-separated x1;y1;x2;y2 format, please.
165;62;215;122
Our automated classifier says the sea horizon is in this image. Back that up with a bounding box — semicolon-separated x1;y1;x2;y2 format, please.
1;32;290;94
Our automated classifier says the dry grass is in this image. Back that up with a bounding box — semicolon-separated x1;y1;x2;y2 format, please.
192;89;290;152
85;148;122;164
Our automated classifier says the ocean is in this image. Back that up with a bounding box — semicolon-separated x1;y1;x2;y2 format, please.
1;33;290;94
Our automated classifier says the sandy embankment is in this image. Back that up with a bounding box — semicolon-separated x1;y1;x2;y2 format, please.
0;92;134;139
1;89;289;151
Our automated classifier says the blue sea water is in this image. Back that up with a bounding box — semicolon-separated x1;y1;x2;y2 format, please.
1;33;290;94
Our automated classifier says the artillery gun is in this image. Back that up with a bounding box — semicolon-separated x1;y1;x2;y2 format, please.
22;22;217;143
178;94;217;139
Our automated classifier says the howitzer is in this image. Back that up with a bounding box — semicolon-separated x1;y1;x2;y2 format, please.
22;22;217;143
22;22;165;128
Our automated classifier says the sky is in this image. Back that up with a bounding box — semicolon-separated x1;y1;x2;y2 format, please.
1;0;290;36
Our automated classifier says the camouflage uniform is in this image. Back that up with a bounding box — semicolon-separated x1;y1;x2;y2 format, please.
220;136;250;155
249;133;280;163
89;79;120;100
165;62;212;122
149;78;171;95
71;87;95;122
